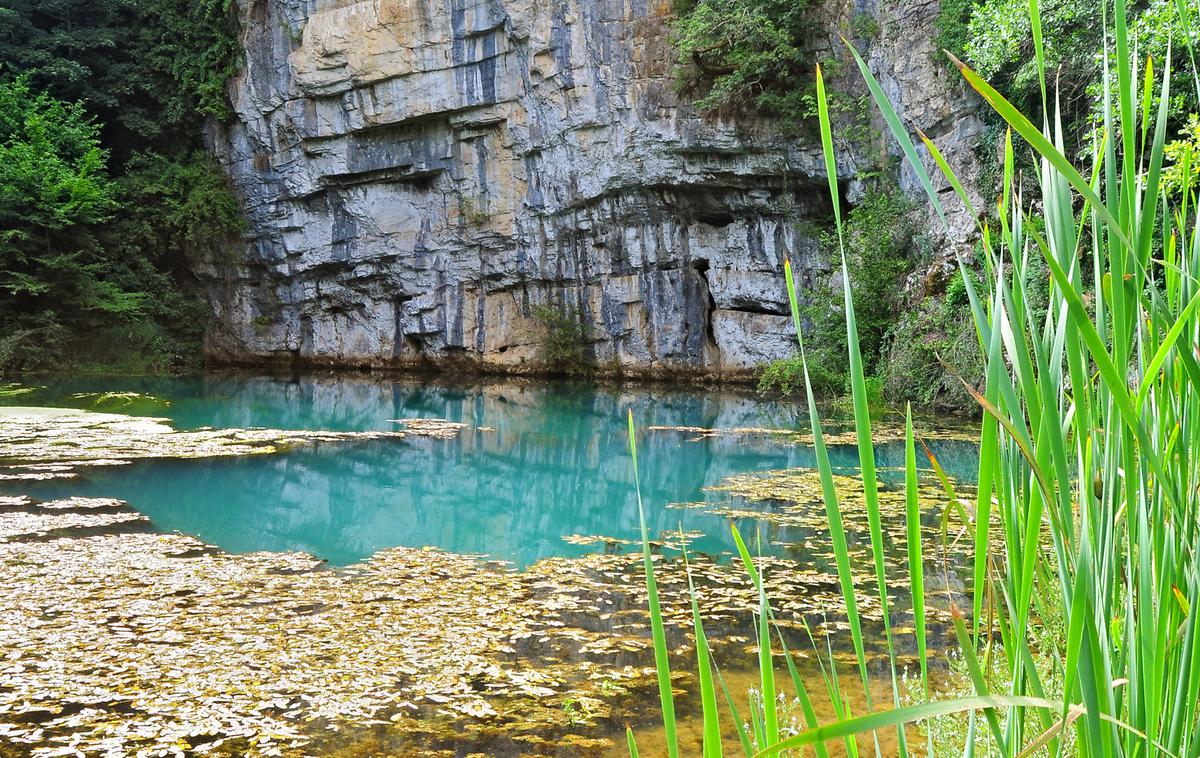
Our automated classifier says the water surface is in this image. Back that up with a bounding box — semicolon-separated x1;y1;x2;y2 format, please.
3;374;978;566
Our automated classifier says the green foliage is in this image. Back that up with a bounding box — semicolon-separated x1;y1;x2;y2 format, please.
759;190;914;405
880;269;985;412
530;303;593;376
935;0;977;62
758;354;845;398
108;151;243;261
904;588;1068;756
0;331;45;370
0;0;241;156
635;5;1200;756
1163;112;1200;196
850;12;880;42
757;355;807;395
0;77;134;355
963;0;1200;156
0;78;115;236
963;0;1100;151
829;190;913;374
93;152;241;372
0;1;243;372
828;373;887;419
784;188;914;396
671;0;817;120
143;0;242;125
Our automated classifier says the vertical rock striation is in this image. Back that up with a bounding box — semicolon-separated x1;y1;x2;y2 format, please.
201;0;981;378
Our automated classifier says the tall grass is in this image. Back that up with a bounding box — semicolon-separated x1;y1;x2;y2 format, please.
626;0;1200;754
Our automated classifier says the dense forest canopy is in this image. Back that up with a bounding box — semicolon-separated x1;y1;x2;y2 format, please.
0;0;241;371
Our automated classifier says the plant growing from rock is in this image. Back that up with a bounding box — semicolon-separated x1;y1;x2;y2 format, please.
670;0;816;121
530;303;593;376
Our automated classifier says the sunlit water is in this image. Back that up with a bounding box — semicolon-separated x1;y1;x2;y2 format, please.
2;373;978;567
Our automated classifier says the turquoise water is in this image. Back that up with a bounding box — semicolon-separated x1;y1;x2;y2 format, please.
3;374;978;567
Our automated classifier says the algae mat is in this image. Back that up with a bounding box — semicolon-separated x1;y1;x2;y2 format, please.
1;500;942;757
0;408;969;756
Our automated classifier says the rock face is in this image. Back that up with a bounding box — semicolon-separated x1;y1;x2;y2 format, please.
200;0;982;377
865;0;988;296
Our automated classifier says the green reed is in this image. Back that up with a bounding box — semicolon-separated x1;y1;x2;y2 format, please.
627;0;1200;754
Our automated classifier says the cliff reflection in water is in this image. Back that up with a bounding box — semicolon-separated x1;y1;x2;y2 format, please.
10;373;979;566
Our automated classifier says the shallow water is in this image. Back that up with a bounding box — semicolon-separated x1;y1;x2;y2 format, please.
0;373;981;756
2;373;978;567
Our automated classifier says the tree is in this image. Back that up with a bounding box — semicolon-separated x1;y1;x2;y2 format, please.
0;1;242;370
671;0;816;120
0;77;141;348
0;0;240;159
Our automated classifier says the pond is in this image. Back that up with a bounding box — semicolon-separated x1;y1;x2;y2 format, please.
3;373;978;567
0;373;981;757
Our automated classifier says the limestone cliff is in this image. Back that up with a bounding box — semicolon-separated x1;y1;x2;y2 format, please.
200;0;983;377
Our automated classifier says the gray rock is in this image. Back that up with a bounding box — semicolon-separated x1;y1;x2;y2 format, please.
200;0;982;379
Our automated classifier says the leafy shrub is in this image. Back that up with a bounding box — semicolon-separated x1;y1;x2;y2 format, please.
759;189;915;405
757;356;805;396
145;0;242;124
671;0;817;120
827;373;888;418
530;304;593;376
965;0;1102;120
831;190;914;374
758;354;840;397
880;269;985;412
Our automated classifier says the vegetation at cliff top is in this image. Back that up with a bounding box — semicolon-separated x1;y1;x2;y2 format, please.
942;0;1200;160
636;0;1200;755
0;0;242;372
670;0;817;122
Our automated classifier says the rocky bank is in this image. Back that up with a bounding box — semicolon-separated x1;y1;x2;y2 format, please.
200;0;984;378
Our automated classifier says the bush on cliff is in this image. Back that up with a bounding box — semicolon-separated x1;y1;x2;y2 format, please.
530;304;594;377
671;0;817;120
760;188;913;402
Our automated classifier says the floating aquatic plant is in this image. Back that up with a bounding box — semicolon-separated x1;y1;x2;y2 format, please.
0;408;448;480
